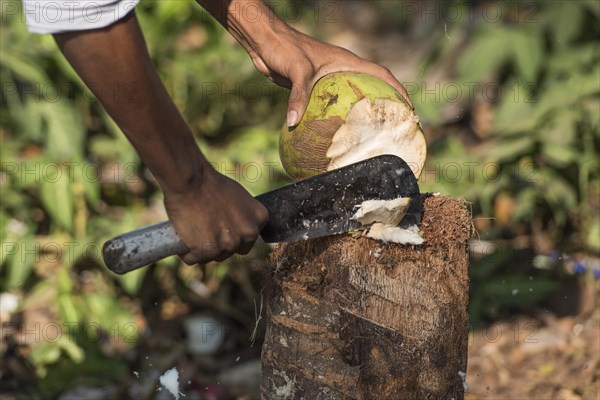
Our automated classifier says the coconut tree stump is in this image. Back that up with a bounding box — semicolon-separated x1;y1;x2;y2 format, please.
261;196;471;399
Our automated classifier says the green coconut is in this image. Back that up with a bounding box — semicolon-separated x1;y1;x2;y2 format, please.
280;72;427;181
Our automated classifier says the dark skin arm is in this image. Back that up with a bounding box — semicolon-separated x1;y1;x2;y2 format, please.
53;1;412;265
53;12;268;264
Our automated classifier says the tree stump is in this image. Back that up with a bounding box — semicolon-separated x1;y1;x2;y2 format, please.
261;196;471;399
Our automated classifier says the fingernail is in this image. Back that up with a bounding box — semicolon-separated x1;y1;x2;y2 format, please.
287;110;299;127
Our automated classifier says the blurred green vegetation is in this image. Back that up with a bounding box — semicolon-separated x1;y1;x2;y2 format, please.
410;0;600;321
1;0;599;397
417;1;599;240
1;1;290;396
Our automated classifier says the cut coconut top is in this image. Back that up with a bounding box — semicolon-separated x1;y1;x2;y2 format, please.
326;97;426;179
280;72;427;181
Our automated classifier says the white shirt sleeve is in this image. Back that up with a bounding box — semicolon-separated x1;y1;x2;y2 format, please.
22;0;140;34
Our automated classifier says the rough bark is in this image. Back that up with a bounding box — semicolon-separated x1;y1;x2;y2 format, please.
261;196;471;399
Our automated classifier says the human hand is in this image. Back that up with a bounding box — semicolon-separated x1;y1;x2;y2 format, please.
163;168;269;265
248;29;414;127
195;0;410;127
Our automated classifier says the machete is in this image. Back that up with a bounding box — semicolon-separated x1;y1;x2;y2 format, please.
102;155;421;274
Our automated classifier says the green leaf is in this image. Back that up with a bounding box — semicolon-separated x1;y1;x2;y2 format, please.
533;65;600;120
493;81;536;134
57;267;73;292
457;28;512;82
511;29;543;82
413;95;445;126
155;0;193;21
30;342;62;368
0;49;50;84
542;143;578;167
587;218;600;252
115;268;147;296
513;188;538;223
547;44;598;75
56;336;84;364
72;160;100;209
2;77;45;144
581;98;600;135
582;0;600;17
534;171;578;226
58;294;81;327
39;101;84;160
549;2;583;48
84;292;135;338
4;235;35;289
40;167;74;232
543;109;578;146
488;136;535;164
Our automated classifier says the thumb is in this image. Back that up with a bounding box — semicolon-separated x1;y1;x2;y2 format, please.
287;82;310;128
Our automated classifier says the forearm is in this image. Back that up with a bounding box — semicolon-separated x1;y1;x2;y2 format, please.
53;11;208;194
196;0;292;54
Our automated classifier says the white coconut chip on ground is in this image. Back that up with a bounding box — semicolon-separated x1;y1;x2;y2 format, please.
159;367;182;400
352;197;424;245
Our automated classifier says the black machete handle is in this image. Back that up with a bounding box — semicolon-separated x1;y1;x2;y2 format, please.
103;221;187;274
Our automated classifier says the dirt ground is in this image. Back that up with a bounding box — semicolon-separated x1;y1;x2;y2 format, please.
2;289;599;400
465;310;599;400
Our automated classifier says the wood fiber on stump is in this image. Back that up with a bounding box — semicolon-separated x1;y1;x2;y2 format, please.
261;196;471;399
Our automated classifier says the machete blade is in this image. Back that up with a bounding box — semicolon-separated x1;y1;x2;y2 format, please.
258;154;422;243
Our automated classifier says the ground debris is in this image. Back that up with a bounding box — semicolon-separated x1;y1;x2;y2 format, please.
466;313;599;399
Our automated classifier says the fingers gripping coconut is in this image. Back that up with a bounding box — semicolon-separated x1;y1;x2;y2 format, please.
280;72;428;244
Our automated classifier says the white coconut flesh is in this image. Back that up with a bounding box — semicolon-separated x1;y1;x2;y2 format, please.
352;197;424;245
353;197;411;225
159;367;181;400
325;97;426;178
366;223;424;245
